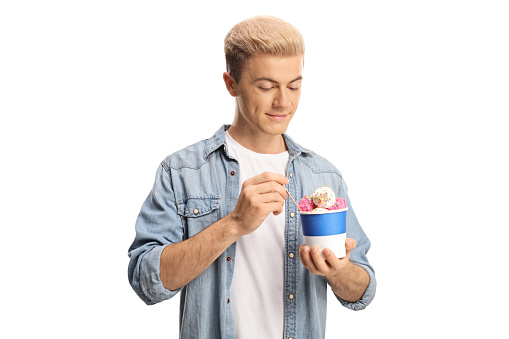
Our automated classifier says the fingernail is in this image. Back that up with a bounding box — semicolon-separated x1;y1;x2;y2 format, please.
323;248;329;256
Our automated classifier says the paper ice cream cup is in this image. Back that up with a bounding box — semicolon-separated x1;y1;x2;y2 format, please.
299;208;348;259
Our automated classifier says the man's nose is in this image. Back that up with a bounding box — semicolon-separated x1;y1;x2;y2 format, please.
273;88;290;110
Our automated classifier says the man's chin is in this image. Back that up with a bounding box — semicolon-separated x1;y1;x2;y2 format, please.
263;118;292;135
263;124;290;136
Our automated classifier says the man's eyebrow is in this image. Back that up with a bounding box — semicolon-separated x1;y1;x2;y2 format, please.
253;76;303;84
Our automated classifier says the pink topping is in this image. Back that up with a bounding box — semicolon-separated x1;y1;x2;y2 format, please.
328;197;347;210
299;195;346;211
298;195;315;211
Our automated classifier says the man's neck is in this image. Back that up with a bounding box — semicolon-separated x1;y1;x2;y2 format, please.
227;125;287;154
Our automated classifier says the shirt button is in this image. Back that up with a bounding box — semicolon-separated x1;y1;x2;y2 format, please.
230;171;235;176
288;294;294;300
193;209;199;215
227;298;230;303
289;253;294;258
289;173;293;178
226;256;232;262
290;212;295;218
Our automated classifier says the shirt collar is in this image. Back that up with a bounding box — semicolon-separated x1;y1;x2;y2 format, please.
204;125;314;159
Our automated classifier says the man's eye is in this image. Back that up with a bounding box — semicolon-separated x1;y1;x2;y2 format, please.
259;87;273;91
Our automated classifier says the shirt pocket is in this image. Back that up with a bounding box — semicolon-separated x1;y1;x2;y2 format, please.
177;196;221;238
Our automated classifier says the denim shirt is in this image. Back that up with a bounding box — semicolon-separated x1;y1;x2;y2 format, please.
128;125;376;339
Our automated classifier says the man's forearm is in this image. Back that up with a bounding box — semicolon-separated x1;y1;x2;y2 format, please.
326;262;370;302
159;214;241;291
159;172;289;291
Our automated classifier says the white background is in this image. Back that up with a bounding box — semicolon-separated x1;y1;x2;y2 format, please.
1;1;508;338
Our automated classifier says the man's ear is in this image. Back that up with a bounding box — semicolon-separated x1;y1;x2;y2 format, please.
223;72;238;97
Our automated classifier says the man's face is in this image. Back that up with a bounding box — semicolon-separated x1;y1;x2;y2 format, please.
230;54;303;137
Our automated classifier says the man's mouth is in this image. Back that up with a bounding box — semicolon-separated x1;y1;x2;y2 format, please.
266;113;288;121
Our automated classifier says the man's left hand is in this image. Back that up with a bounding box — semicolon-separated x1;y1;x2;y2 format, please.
299;238;357;278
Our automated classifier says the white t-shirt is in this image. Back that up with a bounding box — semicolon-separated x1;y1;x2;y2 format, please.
225;131;289;339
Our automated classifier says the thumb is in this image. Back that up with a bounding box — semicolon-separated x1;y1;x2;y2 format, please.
346;238;357;251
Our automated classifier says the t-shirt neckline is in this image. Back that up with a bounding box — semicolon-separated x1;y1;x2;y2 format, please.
225;131;289;158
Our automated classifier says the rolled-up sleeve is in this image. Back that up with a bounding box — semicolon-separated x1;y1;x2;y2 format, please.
335;178;377;310
128;162;184;305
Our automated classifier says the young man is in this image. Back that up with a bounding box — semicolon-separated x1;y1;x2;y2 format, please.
128;15;376;338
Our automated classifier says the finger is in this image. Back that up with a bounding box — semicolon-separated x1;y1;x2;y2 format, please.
238;184;284;206
322;248;341;270
265;201;285;215
345;238;357;251
298;245;307;267
258;192;285;205
309;246;330;274
299;245;319;273
255;181;288;197
260;171;289;186
246;172;289;186
299;245;313;271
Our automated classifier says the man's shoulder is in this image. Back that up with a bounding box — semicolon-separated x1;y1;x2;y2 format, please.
161;139;208;170
296;147;342;177
284;133;343;177
161;126;225;171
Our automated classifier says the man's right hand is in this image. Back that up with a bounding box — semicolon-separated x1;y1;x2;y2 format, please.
160;172;289;291
229;172;289;237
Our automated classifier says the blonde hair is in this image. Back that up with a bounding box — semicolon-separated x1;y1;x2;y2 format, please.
224;15;305;83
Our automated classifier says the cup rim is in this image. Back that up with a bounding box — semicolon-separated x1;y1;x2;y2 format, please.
298;207;348;215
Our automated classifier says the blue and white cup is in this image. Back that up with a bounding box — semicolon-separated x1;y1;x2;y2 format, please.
299;208;348;259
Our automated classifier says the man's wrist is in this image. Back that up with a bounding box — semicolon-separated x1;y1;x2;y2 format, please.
326;261;370;302
326;259;354;281
222;213;244;239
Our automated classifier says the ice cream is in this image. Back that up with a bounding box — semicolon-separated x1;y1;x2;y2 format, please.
311;186;335;209
298;195;315;212
298;186;346;212
329;197;347;210
298;186;348;259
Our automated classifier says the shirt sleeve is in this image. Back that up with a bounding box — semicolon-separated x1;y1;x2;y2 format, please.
334;178;377;310
127;162;184;305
